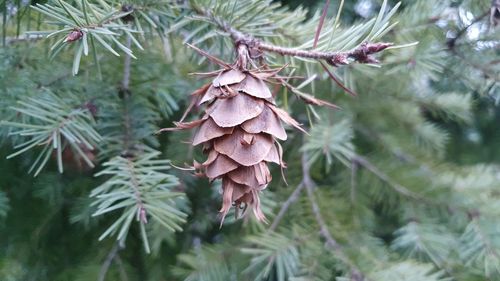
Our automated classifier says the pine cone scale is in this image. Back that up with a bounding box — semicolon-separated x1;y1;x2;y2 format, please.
241;105;287;140
213;128;273;166
192;117;234;146
264;144;281;165
227;165;268;187
237;75;273;99
206;153;239;180
212;69;246;87
209;93;265;127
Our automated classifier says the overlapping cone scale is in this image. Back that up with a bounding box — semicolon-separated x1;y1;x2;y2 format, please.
179;67;301;223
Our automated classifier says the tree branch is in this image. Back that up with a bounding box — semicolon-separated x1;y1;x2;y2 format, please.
98;243;124;281
126;158;148;224
352;154;422;200
269;182;304;231
121;35;132;92
120;34;134;153
471;217;500;259
191;6;392;66
114;254;130;281
351;153;480;218
258;41;393;65
446;10;490;49
301;150;368;280
302;152;337;250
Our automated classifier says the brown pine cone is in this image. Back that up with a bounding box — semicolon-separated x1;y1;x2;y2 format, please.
175;66;304;223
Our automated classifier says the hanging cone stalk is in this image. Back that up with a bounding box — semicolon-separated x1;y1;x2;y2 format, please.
171;44;305;224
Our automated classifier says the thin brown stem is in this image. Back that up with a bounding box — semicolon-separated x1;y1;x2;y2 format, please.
471;218;500;259
351;153;477;217
259;41;392;65
313;0;331;49
320;61;358;96
126;158;147;224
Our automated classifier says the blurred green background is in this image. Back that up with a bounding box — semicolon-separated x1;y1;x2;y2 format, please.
1;0;499;280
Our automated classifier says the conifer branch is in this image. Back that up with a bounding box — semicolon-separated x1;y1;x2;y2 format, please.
121;99;133;153
351;161;358;204
114;254;129;281
446;10;490;49
98;243;125;281
269;182;304;231
121;35;132;92
257;41;394;65
92;150;186;252
352;153;481;219
126;157;147;224
301;150;368;280
470;217;500;259
120;34;134;153
4;92;101;176
446;10;498;80
191;6;393;66
352;155;422;200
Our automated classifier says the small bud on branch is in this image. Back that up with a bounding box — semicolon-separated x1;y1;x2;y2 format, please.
64;29;83;43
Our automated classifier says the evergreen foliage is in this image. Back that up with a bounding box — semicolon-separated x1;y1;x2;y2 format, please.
0;0;499;280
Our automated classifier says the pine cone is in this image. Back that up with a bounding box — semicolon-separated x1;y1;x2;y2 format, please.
176;66;303;223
